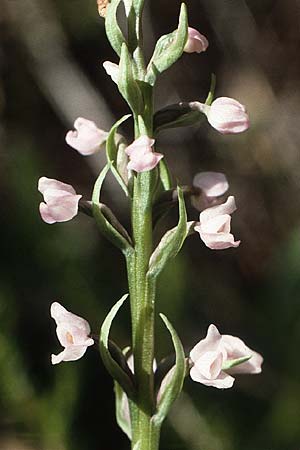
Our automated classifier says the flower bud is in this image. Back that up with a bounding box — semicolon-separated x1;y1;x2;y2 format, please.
65;117;108;155
205;97;250;134
184;27;209;54
38;177;82;224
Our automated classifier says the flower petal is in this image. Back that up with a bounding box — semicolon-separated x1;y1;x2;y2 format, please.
103;61;119;84
206;97;250;134
51;345;89;365
39;194;82;224
38;177;76;196
193;172;229;197
200;196;237;223
190;324;222;362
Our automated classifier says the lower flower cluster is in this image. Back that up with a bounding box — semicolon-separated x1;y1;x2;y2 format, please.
49;301;263;392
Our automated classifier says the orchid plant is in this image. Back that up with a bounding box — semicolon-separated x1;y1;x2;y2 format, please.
38;2;263;449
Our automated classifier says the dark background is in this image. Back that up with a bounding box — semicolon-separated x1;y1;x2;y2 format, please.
1;0;300;449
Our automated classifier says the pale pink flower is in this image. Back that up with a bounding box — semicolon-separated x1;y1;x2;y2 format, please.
189;324;263;389
192;171;229;211
205;97;250;134
50;302;94;365
103;61;119;84
65;117;108;155
184;27;209;54
194;196;240;250
38;177;82;224
125;136;163;173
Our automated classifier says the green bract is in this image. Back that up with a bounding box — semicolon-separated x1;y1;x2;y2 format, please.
147;186;188;279
146;3;188;86
153;314;186;427
106;114;131;196
92;163;133;254
105;0;127;56
118;43;143;113
99;294;136;398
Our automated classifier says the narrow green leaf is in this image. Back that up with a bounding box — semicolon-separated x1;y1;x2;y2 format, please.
222;355;252;371
118;43;143;113
114;381;132;439
146;3;188;85
147;186;188;279
106;115;131;196
158;159;172;190
153;314;186;426
92;164;133;254
105;0;126;56
100;294;136;398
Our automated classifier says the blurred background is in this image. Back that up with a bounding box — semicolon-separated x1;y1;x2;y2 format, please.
1;0;300;449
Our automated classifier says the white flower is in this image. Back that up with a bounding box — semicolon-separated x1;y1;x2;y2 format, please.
190;324;263;389
194;196;240;250
65;117;108;155
38;177;82;224
50;302;94;364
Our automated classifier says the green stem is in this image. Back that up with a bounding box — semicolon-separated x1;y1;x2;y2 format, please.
126;89;161;449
